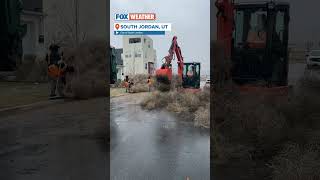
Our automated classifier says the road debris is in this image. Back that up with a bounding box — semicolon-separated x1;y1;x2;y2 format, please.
141;87;210;128
63;40;108;99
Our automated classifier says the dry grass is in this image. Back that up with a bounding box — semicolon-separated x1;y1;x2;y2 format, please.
212;89;288;164
212;74;320;179
211;131;252;165
195;103;210;128
155;74;182;92
110;88;126;97
270;143;320;180
63;40;107;99
16;55;48;82
129;74;154;93
141;87;210;127
141;91;169;110
267;75;320;180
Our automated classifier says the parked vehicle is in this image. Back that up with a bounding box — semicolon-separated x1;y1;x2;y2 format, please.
306;50;320;69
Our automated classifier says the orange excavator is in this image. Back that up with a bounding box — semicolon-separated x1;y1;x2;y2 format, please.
156;36;201;89
214;0;290;95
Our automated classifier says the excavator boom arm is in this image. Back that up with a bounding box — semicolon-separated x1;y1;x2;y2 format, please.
164;36;184;78
215;0;234;59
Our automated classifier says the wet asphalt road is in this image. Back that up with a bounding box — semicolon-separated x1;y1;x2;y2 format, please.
0;98;107;180
110;94;210;180
288;62;320;85
0;63;307;180
288;63;307;85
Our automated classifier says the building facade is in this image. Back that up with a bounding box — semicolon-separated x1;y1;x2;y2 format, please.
122;36;157;76
114;48;124;81
21;10;45;59
110;46;117;84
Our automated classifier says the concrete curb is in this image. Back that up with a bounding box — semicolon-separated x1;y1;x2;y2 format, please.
0;99;64;117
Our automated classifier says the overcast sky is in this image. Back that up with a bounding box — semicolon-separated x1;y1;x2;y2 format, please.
110;0;210;76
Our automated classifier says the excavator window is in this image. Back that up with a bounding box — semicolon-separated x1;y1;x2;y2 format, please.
234;11;245;47
234;9;267;48
187;65;194;77
195;64;200;76
232;3;290;86
183;64;187;77
182;63;201;88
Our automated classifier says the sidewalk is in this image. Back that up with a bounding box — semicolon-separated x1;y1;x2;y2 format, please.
0;99;64;117
0;82;63;116
0;82;49;109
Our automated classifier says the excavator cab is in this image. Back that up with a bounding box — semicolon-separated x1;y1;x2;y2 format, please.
155;36;201;90
182;62;201;88
232;1;290;87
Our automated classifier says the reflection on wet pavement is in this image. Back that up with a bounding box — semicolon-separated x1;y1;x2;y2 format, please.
111;95;210;180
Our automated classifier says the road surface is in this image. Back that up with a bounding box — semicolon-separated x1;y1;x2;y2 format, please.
110;94;210;180
288;63;307;85
0;63;307;180
0;98;108;180
288;62;320;85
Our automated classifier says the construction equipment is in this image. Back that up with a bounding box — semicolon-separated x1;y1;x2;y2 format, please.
156;36;201;89
214;0;290;94
0;0;27;71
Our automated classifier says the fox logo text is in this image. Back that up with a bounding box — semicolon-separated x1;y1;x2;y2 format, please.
115;14;129;21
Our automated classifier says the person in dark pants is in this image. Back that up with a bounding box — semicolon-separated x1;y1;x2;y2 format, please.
147;76;152;92
46;44;63;97
128;79;134;93
124;76;129;93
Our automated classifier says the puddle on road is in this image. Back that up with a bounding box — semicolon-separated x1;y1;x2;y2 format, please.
110;97;210;179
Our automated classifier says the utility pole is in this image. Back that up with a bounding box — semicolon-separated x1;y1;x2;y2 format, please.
74;0;79;45
133;46;136;75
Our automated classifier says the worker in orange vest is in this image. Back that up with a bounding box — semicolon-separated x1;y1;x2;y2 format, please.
147;76;152;92
46;44;64;97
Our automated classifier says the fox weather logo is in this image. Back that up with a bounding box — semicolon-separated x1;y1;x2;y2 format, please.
114;13;156;21
114;13;170;35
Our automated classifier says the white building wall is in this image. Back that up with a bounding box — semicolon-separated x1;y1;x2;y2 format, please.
21;11;45;59
117;65;124;81
122;35;157;76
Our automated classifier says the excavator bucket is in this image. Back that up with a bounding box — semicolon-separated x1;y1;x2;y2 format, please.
155;67;172;91
155;68;172;84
